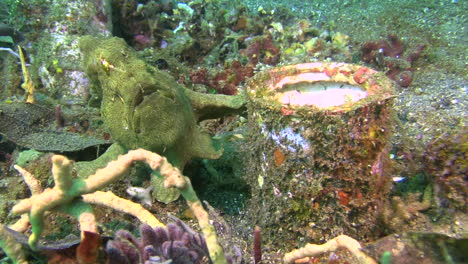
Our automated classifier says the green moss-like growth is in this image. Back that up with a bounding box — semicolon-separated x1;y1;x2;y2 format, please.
79;36;245;202
15;149;43;167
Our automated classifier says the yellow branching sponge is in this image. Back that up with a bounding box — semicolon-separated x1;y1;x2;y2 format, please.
283;235;377;264
18;46;35;104
9;149;227;263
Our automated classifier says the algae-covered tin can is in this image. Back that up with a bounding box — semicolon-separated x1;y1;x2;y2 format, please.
243;62;395;247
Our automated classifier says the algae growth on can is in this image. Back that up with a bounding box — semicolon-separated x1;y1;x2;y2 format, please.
243;62;395;247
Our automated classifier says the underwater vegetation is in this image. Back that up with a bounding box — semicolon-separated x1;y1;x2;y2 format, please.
106;219;212;264
0;0;467;263
361;34;426;87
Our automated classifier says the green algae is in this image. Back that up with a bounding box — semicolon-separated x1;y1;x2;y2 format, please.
15;149;42;167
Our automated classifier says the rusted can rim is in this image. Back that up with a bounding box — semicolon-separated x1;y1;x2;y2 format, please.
247;62;394;111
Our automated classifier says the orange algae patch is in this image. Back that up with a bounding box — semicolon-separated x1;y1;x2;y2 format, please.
273;149;286;166
338;190;351;206
280;107;294;116
353;67;376;84
324;67;338;77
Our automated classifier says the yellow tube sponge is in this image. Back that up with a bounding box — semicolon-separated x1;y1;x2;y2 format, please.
18;46;35;104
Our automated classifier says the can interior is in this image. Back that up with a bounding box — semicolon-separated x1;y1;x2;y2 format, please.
276;81;367;107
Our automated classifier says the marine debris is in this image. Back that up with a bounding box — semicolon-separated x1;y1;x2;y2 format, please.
243;62;395;245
